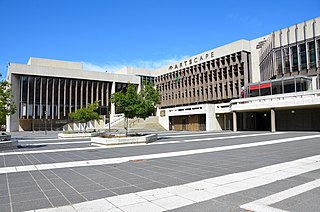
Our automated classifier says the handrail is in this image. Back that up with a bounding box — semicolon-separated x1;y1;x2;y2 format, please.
105;114;124;128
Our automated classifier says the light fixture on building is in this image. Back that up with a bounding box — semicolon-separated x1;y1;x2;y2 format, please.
264;113;267;117
291;110;295;114
216;114;220;118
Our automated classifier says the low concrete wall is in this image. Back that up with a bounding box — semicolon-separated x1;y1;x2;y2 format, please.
58;133;93;138
0;140;18;150
0;134;11;141
91;134;157;145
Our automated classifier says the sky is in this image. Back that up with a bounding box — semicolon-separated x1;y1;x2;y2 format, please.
0;0;319;79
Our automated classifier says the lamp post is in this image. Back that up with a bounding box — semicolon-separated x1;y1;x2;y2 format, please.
108;109;111;133
44;111;47;135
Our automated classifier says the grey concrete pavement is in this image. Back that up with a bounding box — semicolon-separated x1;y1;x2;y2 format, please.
0;131;319;211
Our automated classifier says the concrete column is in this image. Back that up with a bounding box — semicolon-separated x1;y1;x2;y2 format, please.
233;111;237;132
271;108;276;132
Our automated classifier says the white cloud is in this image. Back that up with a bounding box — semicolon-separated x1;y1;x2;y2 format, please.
82;56;188;73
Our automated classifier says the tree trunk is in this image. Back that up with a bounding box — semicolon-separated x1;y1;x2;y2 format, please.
125;117;129;137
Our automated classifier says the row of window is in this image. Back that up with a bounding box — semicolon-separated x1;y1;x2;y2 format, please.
275;39;320;74
19;76;113;119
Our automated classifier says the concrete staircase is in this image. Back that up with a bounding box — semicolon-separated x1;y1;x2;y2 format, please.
110;116;166;132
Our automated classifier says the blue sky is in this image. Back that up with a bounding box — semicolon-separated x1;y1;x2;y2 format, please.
0;0;319;78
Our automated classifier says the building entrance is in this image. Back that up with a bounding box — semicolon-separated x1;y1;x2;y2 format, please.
169;114;206;131
237;112;271;131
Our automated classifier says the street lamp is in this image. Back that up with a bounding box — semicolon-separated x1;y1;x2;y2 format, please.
44;111;47;135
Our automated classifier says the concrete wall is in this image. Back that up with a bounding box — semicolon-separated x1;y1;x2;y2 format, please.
158;104;222;131
27;57;83;70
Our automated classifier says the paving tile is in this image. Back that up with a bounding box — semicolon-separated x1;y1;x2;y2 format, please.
11;191;46;203
110;185;143;195
152;195;195;210
107;193;146;207
72;183;105;193
168;199;240;212
80;189;115;200
12;198;51;212
120;201;165;212
98;179;130;189
73;198;114;211
62;192;86;204
47;196;70;207
43;189;63;198
10;185;42;195
0;195;10;205
0;203;11;212
136;181;167;190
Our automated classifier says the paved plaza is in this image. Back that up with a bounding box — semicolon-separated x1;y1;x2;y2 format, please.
0;131;320;211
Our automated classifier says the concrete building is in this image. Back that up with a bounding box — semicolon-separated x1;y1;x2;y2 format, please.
6;58;142;132
156;17;320;132
6;17;320;132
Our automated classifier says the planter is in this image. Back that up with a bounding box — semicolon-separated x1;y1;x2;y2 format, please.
58;133;93;138
91;134;157;145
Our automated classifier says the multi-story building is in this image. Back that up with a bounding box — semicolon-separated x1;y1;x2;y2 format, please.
6;58;152;132
155;17;320;131
6;17;320;132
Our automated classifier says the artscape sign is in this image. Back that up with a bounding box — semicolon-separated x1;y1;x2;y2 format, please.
169;51;215;71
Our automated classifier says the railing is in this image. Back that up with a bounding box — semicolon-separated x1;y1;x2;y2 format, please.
214;90;320;113
104;114;124;128
231;89;320;105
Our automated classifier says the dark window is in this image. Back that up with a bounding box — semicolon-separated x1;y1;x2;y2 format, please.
54;79;59;118
93;81;97;102
299;43;307;69
276;50;282;74
283;48;290;73
47;78;53;116
308;41;316;68
41;78;47;117
70;80;75;112
291;46;298;71
59;79;65;117
65;79;70;112
82;81;87;106
28;77;34;117
77;80;81;108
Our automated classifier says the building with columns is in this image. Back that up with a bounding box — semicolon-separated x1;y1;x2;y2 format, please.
6;57;153;131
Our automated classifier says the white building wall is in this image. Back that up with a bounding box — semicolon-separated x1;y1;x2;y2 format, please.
158;104;222;131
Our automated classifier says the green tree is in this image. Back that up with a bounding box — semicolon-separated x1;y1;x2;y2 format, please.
111;82;160;136
69;101;100;132
0;74;16;130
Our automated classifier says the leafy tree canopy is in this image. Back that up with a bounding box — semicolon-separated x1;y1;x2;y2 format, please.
0;74;16;127
69;101;100;131
110;82;160;135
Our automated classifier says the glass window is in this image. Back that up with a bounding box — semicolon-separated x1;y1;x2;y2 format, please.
276;50;282;74
65;79;70;112
93;81;97;102
41;78;47;117
283;48;290;73
59;79;65;117
28;77;34;118
308;41;316;67
77;80;81;108
47;78;53;116
82;81;87;106
291;46;298;71
299;43;307;69
318;40;320;63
